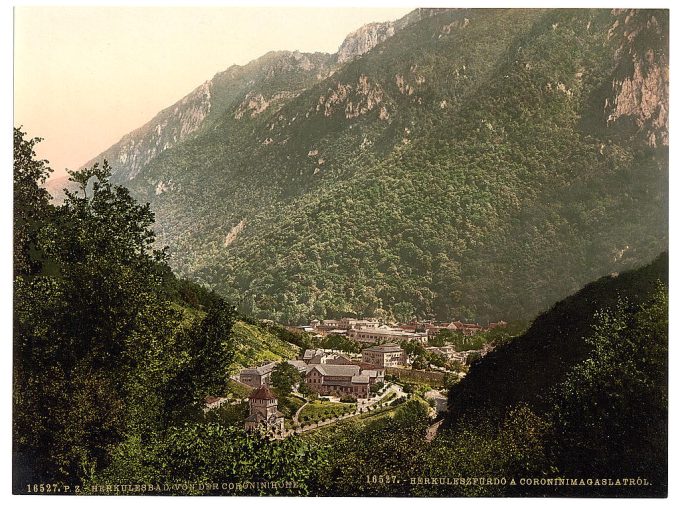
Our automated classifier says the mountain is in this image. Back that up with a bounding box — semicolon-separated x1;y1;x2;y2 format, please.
50;8;668;324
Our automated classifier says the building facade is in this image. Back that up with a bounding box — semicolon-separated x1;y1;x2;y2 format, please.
305;363;383;399
244;385;285;433
348;327;428;345
362;343;407;367
239;361;277;387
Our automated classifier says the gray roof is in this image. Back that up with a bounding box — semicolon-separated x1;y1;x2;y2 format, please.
310;364;360;377
308;353;351;365
245;412;265;423
240;361;278;376
303;349;323;360
287;359;309;372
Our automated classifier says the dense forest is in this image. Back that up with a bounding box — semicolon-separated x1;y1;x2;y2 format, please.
63;8;669;325
14;129;667;497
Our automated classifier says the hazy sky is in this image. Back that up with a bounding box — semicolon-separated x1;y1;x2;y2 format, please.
14;5;412;179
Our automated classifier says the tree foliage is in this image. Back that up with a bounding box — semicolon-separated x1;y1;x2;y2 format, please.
13;133;236;489
270;361;301;396
112;9;666;325
547;285;668;495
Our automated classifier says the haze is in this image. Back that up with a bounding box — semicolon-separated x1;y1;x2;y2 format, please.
14;5;412;179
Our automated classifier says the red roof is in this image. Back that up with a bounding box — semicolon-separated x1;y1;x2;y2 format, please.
249;384;276;400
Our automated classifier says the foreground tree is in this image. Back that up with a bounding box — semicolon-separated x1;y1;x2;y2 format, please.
548;286;668;496
13;128;52;276
13;133;236;490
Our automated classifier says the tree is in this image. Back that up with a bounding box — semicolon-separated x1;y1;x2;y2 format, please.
13;149;237;490
420;404;552;497
427;351;447;368
548;287;668;495
13;127;52;276
298;378;312;396
270;362;301;396
400;340;425;359
89;423;327;495
318;399;430;496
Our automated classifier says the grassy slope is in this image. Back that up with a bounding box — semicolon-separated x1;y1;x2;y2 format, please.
228;320;299;374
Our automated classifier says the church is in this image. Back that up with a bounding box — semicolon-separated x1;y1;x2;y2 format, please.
244;384;285;433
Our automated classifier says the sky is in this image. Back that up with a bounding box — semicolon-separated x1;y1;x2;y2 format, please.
14;4;412;179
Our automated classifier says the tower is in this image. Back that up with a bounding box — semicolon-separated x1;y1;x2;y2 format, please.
244;384;285;432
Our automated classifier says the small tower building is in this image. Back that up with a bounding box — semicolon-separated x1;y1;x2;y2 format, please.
244;384;285;433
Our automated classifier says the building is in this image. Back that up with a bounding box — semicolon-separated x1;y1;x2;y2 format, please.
305;363;383;399
239;361;277;387
244;384;285;433
341;318;380;329
302;348;354;365
314;317;380;333
308;353;352;365
362;343;407;367
302;349;325;363
287;359;309;373
355;362;386;383
348;327;428;345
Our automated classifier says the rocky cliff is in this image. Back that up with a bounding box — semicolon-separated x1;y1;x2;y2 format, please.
69;50;333;188
605;9;668;147
336;21;397;64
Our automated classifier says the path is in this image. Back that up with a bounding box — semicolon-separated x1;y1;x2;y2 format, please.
425;419;444;442
282;381;406;437
292;397;310;425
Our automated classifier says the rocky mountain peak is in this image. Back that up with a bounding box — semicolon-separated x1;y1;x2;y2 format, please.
336;21;396;64
335;8;448;64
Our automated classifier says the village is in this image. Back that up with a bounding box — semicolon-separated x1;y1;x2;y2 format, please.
209;317;511;436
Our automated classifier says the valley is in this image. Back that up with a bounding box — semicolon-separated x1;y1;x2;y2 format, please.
16;6;669;498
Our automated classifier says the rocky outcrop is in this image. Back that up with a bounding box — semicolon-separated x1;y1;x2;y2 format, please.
224;220;246;247
336;22;396;64
234;90;299;120
605;9;668;147
81;81;212;183
317;74;387;120
334;9;447;64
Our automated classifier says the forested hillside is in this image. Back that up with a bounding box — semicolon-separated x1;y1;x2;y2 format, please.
307;256;667;498
440;254;668;496
13;129;320;493
53;8;669;324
